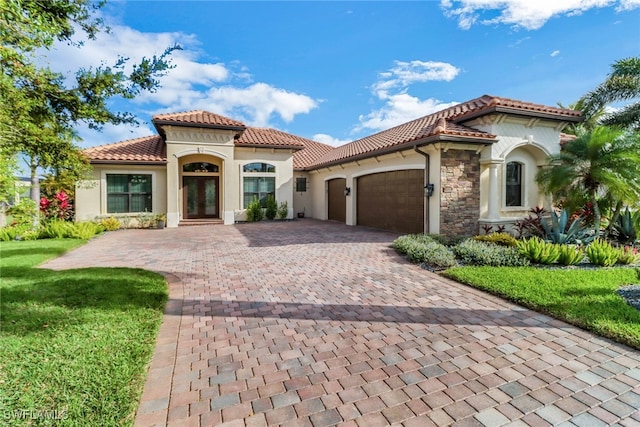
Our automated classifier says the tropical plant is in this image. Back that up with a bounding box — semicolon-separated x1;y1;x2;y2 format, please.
136;211;155;229
516;237;560;265
586;239;620;267
536;126;640;238
100;216;121;231
540;209;593;245
277;201;288;220
7;198;39;226
611;207;638;244
39;190;73;221
580;57;640;131
617;246;639;265
265;195;278;220
557;245;585;266
513;206;546;239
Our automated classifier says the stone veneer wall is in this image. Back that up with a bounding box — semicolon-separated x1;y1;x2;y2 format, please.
440;150;480;237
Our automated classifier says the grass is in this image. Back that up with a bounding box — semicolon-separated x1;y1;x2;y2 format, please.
444;266;640;350
0;239;168;426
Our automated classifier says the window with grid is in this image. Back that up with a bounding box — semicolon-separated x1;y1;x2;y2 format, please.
106;174;152;213
242;163;276;208
296;177;307;192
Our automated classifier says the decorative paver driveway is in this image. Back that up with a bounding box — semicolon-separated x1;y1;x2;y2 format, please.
42;220;640;426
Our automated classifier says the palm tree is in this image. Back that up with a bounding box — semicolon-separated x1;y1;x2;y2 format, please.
536;126;640;237
580;57;640;130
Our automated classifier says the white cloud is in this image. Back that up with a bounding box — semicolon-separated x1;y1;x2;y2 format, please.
355;60;460;133
312;134;352;147
355;94;459;133
76;122;156;148
440;0;639;30
372;60;460;97
551;50;561;57
45;23;318;144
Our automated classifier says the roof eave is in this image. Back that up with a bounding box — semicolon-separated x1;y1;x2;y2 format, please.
303;134;496;171
454;106;583;124
89;160;168;166
235;143;304;151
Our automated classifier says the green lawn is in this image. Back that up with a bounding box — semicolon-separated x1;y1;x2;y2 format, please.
0;240;168;426
444;266;640;350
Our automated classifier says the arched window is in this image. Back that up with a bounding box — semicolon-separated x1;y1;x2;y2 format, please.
505;162;523;207
242;163;276;208
182;162;219;173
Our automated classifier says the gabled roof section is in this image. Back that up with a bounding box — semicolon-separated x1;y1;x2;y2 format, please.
152;110;246;132
305;95;582;170
84;135;166;164
294;139;335;169
445;95;582;123
236;127;310;150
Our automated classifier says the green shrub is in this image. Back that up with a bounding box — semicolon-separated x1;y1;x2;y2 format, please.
137;212;155;228
40;219;74;239
277;201;288;220
392;234;456;269
454;239;529;267
616;246;639;265
423;242;457;270
473;232;518;247
586;239;619;267
100;216;121;231
117;215;133;229
0;225;29;241
265;195;278;220
245;197;264;222
8;198;39;226
557;245;585;266
68;222;104;239
516;237;560;264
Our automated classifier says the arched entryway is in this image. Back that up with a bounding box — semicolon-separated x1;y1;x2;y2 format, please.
180;156;223;220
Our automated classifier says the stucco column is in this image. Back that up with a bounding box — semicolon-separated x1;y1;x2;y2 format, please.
345;175;355;226
487;161;500;220
166;153;180;227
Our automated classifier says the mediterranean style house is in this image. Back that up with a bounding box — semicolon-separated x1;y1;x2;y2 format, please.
75;94;581;236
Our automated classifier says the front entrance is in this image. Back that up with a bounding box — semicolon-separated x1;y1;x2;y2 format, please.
183;176;219;219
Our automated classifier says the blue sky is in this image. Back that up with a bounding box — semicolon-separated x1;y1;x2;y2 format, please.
46;0;640;149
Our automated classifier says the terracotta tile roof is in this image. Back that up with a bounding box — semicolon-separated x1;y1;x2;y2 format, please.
236;127;309;149
153;110;245;129
84;135;166;164
560;132;577;146
294;139;335;169
305;95;582;170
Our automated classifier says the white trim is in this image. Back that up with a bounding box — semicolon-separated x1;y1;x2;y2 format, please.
173;148;228;159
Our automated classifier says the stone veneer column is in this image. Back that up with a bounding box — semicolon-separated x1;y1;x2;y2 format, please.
439;150;481;237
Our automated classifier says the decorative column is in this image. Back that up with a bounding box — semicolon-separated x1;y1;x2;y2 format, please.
487;161;501;220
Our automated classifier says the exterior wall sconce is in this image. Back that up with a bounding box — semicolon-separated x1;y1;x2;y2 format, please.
425;183;435;197
344;187;351;196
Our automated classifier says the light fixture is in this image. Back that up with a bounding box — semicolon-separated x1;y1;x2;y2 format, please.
425;183;435;197
344;187;351;196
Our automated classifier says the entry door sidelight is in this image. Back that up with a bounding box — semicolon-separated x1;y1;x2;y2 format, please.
183;176;219;219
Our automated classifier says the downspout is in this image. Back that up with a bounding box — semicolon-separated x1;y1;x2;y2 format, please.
414;145;432;234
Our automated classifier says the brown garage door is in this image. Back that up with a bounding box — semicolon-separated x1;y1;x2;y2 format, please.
327;178;346;222
357;170;424;234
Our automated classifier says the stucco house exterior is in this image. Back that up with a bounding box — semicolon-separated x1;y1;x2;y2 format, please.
76;94;581;236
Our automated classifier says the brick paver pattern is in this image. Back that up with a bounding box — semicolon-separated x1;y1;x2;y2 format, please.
42;220;640;426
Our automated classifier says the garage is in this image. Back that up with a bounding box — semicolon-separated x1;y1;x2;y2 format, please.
327;178;346;222
357;170;424;234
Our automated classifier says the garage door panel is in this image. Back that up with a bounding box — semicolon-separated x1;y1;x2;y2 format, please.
357;170;424;234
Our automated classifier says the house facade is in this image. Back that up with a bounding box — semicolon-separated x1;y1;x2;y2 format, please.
76;95;581;236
